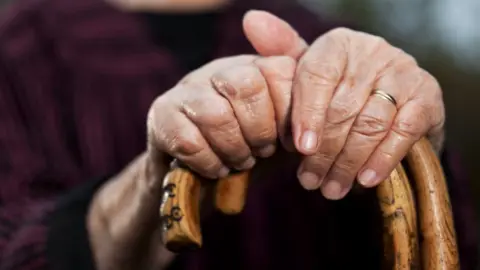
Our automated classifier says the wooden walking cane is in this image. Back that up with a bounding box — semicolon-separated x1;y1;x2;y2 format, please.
159;161;249;252
159;138;459;269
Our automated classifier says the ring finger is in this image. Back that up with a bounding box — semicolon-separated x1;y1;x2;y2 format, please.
321;89;397;198
321;67;411;199
296;42;393;191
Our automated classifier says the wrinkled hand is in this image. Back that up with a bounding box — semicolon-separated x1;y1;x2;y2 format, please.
244;11;445;200
149;54;295;179
88;54;295;270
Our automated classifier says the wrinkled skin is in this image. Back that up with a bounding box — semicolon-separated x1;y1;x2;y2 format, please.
88;10;445;270
149;55;296;177
151;11;444;199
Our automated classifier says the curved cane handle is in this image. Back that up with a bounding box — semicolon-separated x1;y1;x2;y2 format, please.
160;164;250;252
378;137;459;269
406;137;459;269
214;171;250;214
159;166;203;252
377;164;419;269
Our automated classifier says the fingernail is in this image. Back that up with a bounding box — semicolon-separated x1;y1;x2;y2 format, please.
300;130;318;153
358;169;377;186
298;171;321;190
257;144;276;158
236;157;256;170
322;180;346;200
218;166;230;178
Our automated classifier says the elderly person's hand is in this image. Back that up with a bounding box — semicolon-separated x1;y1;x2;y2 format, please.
244;11;445;200
148;55;296;177
88;54;296;270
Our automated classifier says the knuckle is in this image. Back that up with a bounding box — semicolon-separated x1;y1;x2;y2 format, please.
196;123;251;165
403;68;425;91
416;71;444;121
165;133;204;157
416;69;438;93
374;36;390;50
210;130;250;157
240;89;270;107
352;113;390;139
431;83;443;103
212;65;266;101
256;126;277;143
327;98;362;125
211;119;243;142
432;104;446;129
246;125;277;148
261;56;296;81
363;32;388;49
300;103;328;130
147;98;176;146
185;97;236;128
377;149;396;164
178;149;224;178
302;102;329;118
211;76;239;98
300;60;341;88
419;67;433;79
374;35;387;45
328;27;354;37
207;110;237;131
147;95;169;127
277;56;297;72
304;152;335;173
391;118;424;140
331;159;358;177
423;71;442;96
397;50;417;65
146;107;157;136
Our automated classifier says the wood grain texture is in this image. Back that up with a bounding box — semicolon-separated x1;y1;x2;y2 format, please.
214;171;250;214
160;165;250;252
406;138;459;269
377;164;419;269
159;166;202;252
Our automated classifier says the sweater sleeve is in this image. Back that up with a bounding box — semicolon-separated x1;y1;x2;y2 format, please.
0;178;106;270
0;53;107;269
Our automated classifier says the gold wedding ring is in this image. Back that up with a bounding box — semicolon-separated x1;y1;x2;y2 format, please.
371;89;397;107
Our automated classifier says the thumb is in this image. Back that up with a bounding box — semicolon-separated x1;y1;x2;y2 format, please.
243;10;308;59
